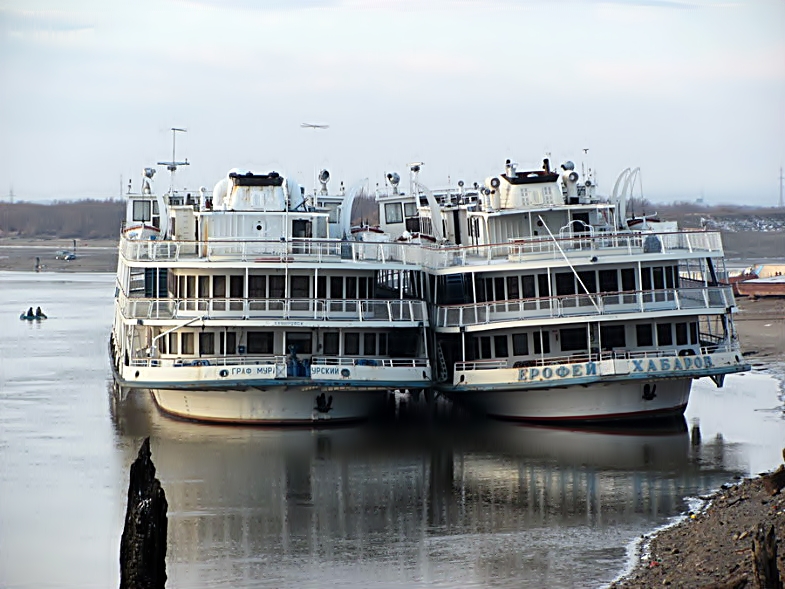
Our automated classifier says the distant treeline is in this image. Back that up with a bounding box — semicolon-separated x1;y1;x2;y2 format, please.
0;200;124;239
1;197;782;239
0;197;379;239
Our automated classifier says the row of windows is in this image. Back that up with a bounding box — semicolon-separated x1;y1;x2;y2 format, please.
163;331;390;357
384;202;418;224
440;265;681;305
172;274;376;300
471;321;700;359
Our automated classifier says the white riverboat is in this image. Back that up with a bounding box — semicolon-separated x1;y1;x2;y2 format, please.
110;161;431;424
381;157;749;422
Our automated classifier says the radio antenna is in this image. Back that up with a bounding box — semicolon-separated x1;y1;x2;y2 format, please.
157;127;189;193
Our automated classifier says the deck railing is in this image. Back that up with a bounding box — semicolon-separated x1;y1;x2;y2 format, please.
129;354;429;370
454;340;738;372
120;294;428;323
118;230;724;268
435;285;734;328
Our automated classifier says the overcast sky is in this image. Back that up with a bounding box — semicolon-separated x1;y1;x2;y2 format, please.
0;0;783;205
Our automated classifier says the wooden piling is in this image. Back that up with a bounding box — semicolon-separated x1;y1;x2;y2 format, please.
119;437;168;589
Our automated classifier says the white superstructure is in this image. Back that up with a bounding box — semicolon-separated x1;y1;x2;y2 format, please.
392;157;749;422
110;164;431;424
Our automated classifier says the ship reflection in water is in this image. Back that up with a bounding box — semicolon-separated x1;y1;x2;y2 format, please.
111;388;745;589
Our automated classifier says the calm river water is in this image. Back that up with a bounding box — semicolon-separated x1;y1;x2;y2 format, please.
1;271;784;589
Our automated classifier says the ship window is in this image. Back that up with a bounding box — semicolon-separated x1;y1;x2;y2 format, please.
404;202;418;217
247;332;274;354
169;332;179;355
507;276;519;299
132;200;151;222
599;269;618;293
198;276;209;298
317;276;327;298
641;268;652;291
345;332;360;355
358;276;369;299
675;322;688;346
512;333;529;356
181;332;194;355
385;202;404;224
326;203;339;223
522;276;536;299
290;276;310;298
346;276;357;299
653;267;665;290
555;273;575;296
533;331;550;355
330;276;343;299
494;277;505;301
213;275;226;298
560;327;587;352
577;271;597;293
636;324;653;347
292;219;312;238
199;332;214;356
220;332;236;355
378;333;387;355
230;275;244;298
537;274;551;298
269;276;284;299
689;322;698;345
480;336;491;358
249;275;266;298
600;325;626;350
186;275;196;299
621;268;636;292
494;335;508;357
286;333;312;355
323;332;339;355
364;333;377;355
656;323;672;346
665;266;676;289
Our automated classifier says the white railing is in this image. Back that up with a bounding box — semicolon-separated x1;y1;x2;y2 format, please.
130;354;285;368
119;237;424;266
310;357;429;368
118;230;723;269
435;286;733;328
120;294;428;323
454;340;739;372
129;354;429;370
420;230;724;269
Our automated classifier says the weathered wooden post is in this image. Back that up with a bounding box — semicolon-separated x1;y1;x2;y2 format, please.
120;437;168;589
752;523;783;589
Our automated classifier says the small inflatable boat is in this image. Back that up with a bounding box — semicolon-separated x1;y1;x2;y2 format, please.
20;311;47;321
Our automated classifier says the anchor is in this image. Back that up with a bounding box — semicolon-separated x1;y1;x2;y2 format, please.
314;393;333;413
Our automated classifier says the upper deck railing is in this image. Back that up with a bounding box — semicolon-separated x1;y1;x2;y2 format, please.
119;229;724;269
434;285;734;328
119;293;428;323
420;230;724;270
119;238;422;266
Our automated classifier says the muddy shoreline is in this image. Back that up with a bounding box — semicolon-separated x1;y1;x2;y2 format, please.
3;238;785;587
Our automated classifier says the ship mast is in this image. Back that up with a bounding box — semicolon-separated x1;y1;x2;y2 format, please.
157;127;189;193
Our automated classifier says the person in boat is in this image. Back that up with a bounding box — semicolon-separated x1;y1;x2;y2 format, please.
26;307;33;318
35;307;47;319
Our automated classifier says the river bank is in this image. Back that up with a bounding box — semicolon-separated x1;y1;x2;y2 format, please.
3;239;785;587
0;238;118;273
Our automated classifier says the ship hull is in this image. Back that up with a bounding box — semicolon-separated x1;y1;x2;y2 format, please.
150;386;388;424
441;377;692;422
